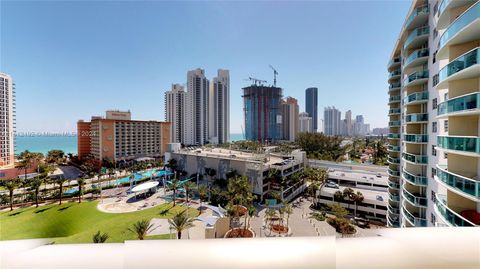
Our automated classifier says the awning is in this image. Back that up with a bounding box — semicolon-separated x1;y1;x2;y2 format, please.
131;181;159;192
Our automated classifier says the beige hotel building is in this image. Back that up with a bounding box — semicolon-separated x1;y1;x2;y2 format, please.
387;0;479;227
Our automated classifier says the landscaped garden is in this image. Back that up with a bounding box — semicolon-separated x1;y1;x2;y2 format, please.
0;201;198;244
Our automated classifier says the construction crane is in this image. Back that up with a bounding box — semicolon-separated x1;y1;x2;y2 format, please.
245;77;267;86
269;65;278;87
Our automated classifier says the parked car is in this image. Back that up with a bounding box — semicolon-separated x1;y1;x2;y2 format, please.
325;181;340;189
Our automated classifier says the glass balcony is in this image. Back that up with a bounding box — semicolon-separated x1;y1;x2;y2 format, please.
402;152;428;164
438;92;479;117
404;91;429;105
388;168;400;177
438;47;479;84
405;4;429;29
405;113;428;123
388;180;401;189
389;95;401;103
404;26;429;50
438;0;452;18
389;69;401;78
438;1;480;50
403;70;429;86
389;108;401;115
388;145;401;152
437;135;480;154
435;194;477;226
388;156;400;164
389;82;401;91
436;164;480;198
388;57;401;68
403;188;428;207
388;204;400;215
388;215;400;227
389;121;401;127
403;169;428;186
402;204;428;226
389;192;400;202
404;48;429;67
404;134;428;143
388;133;401;139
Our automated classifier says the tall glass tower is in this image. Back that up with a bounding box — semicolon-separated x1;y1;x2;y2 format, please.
305;87;318;132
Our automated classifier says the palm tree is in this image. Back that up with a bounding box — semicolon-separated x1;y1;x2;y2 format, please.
169;175;180;206
16;150;34;182
352;191;364;217
92;231;109;243
54;177;67;205
197;185;209;210
168;210;195;239
334;190;344;205
128;219;154;240
77;178;86;203
29;176;43;207
265;208;277;227
342;187;355;211
184;181;196;204
2;179;19;211
283;204;293;228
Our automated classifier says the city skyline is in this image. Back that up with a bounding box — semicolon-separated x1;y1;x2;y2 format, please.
1;1;410;134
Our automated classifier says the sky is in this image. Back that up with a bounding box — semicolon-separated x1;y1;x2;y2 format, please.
1;0;411;134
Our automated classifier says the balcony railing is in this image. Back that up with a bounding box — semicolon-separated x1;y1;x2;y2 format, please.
404;134;428;143
389;69;401;78
403;70;429;86
437;135;480;154
404;91;429;105
404;48;429;67
438;0;452;19
405;4;429;29
389;82;401;90
402;204;428;226
403;169;428;186
438;47;479;83
388;168;400;177
403;187;428;207
389;121;401;127
438;1;480;50
389;95;401;103
388;57;401;68
388;145;401;152
389;192;400;202
388;215;400;227
404;26;429;50
389;108;401;115
388;133;401;139
435;194;477;226
436;164;480;198
388;180;401;189
402;152;428;164
405;113;428;123
438;92;479;116
388;156;400;164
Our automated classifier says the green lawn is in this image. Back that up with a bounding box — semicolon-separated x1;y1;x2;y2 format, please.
0;201;198;244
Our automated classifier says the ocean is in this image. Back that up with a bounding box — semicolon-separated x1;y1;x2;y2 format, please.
15;133;246;155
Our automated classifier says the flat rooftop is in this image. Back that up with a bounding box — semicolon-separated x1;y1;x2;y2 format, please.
176;147;287;165
328;169;388;186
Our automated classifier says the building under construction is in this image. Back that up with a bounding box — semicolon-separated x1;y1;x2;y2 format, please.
242;85;283;142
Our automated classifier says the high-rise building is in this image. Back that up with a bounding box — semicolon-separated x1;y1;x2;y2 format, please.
77;110;171;161
209;69;230;144
0;72;15;168
305;87;318;132
299;112;313;133
185;68;209;146
243;85;283;142
345;110;352;136
387;0;479;228
324;106;341;136
281;97;299;142
165;84;186;143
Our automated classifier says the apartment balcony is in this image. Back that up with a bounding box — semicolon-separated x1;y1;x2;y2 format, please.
404;48;429;70
388;95;401;104
405;113;428;124
388;179;401;190
437;135;480;157
402;187;428;208
404;134;428;144
388;192;400;202
388;168;400;177
389;120;401;127
403;70;429;87
437;1;480;58
402;202;428;227
438;92;480;118
388;203;400;215
402;152;428;165
387;214;400;227
437;47;480;89
435;193;479;226
388;70;402;83
389;82;401;92
402;169;428;187
388;145;401;152
437;0;477;28
387;156;400;164
388;57;401;69
388;133;401;139
405;4;429;30
435;164;480;200
404;26;429;50
388;108;401;115
404;91;429;106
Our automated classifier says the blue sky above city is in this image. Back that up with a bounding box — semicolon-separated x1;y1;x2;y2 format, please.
1;0;410;134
